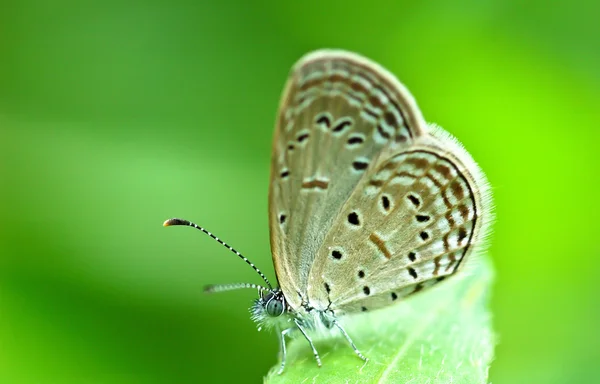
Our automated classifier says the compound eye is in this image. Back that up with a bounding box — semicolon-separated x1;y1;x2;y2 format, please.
265;297;285;317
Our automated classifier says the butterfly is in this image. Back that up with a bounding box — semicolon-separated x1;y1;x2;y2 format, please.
164;49;492;374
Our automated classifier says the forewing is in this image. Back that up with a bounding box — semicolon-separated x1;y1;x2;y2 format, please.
268;50;428;308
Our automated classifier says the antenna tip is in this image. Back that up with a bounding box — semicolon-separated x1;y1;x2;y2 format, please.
203;285;216;294
163;218;189;227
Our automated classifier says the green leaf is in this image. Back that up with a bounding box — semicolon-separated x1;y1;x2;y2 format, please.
265;258;495;384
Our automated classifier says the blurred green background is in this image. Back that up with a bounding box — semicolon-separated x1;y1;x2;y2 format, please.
1;0;598;383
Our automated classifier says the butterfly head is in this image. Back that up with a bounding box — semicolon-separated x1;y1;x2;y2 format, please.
251;288;291;330
261;289;287;316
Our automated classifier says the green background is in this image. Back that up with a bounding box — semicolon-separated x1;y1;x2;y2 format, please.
1;0;598;383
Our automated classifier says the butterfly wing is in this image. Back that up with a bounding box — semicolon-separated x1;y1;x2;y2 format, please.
268;50;428;309
306;126;492;314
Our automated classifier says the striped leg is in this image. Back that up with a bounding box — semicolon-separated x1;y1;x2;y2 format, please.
294;318;322;368
277;328;292;374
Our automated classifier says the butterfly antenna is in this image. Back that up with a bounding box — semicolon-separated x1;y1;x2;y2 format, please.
163;218;273;289
204;282;270;295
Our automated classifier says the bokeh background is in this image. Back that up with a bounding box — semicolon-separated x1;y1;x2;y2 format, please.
1;1;598;383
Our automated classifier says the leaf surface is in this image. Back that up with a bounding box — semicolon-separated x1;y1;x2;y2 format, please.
265;258;495;384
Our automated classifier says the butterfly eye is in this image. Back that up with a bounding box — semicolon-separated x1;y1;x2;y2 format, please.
265;297;285;317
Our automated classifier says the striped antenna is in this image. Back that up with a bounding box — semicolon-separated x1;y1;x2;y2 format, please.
204;282;270;295
163;218;273;289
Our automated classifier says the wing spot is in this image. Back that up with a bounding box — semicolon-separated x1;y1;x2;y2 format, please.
407;157;429;170
450;180;465;200
324;282;331;293
377;124;391;139
391;292;398;301
381;195;391;211
443;233;450;251
361;306;368;312
433;256;442;276
348;211;360;226
434;163;452;179
352;160;369;171
446;252;457;272
287;144;295;151
408;251;416;262
333;119;352;133
369;179;384;188
458;204;470;221
446;211;456;227
358;270;365;278
408;267;418;279
369;94;384;108
347;135;364;145
363;286;371;295
297;133;309;142
301;179;329;190
407;194;421;207
458;227;468;243
280;170;290;178
364;108;378;119
383;111;398;128
415;214;430;222
315;113;331;128
420;231;429;241
331;250;343;260
441;191;452;208
350;81;363;92
279;214;286;224
369;232;392;259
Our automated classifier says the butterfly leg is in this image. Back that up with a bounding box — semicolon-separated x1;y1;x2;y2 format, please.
333;320;368;362
277;328;292;375
294;318;322;367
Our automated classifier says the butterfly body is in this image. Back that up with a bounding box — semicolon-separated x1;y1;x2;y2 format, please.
252;290;335;335
164;49;492;374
